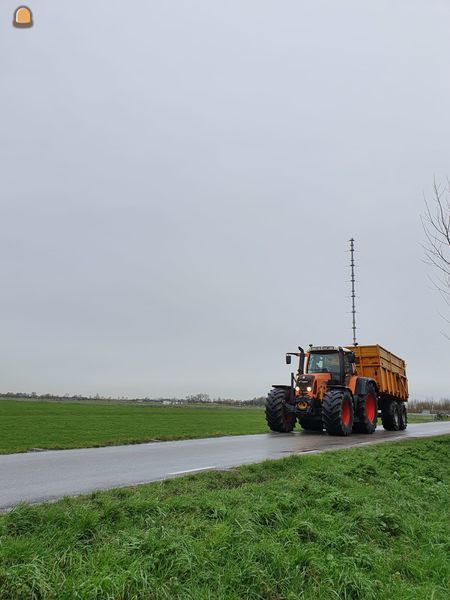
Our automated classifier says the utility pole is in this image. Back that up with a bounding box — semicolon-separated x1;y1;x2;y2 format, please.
349;238;357;345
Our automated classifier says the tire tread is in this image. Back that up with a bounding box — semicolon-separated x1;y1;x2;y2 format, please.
353;382;378;434
265;388;295;433
322;389;353;436
381;398;400;431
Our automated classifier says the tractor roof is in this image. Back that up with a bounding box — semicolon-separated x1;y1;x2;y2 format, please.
309;346;352;353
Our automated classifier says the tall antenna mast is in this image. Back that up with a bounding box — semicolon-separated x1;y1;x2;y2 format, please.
349;238;357;345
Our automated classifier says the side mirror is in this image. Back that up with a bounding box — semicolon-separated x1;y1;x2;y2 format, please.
285;355;292;365
348;352;356;364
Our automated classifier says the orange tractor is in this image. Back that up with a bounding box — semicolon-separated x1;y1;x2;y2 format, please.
265;344;408;436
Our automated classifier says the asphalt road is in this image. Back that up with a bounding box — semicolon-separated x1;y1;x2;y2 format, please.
1;421;449;510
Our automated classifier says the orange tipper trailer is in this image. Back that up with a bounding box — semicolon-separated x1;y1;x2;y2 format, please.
348;344;408;402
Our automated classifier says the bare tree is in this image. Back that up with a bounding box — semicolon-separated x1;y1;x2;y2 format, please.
421;179;450;338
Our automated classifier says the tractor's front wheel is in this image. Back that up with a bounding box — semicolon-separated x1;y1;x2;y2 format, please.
265;388;296;433
322;389;354;436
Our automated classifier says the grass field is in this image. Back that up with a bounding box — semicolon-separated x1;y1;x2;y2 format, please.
0;436;449;599
0;399;269;454
408;412;447;423
0;398;443;454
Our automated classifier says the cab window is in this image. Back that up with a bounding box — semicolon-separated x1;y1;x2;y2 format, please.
344;353;353;374
307;353;340;377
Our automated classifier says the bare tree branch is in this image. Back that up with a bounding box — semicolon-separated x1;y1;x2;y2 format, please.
422;179;450;339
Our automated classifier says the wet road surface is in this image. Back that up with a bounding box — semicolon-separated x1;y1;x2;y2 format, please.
1;421;449;509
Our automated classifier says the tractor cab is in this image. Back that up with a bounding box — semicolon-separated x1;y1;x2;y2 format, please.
305;346;356;386
282;345;358;421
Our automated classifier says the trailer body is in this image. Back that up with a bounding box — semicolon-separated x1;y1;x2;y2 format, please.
349;344;408;402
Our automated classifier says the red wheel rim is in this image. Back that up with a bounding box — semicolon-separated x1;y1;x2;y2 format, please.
341;399;351;426
366;393;376;422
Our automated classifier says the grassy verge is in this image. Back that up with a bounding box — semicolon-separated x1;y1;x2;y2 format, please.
1;436;449;599
0;398;444;454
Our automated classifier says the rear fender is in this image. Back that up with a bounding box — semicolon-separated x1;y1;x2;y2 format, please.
354;377;378;397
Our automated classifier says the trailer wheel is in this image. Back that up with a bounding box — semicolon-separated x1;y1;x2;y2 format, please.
381;398;400;431
322;389;354;436
353;382;378;434
398;403;407;430
265;388;296;433
298;417;323;432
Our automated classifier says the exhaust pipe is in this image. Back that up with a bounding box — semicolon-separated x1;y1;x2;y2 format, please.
298;347;305;375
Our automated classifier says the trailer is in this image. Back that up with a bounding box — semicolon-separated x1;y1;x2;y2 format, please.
349;344;408;402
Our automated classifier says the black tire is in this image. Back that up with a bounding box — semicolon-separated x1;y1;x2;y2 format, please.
265;388;296;433
353;382;378;434
322;389;354;436
398;403;407;430
298;417;323;432
381;398;400;431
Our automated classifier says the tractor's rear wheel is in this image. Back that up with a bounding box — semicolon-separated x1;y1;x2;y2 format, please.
265;388;296;433
398;403;407;430
353;382;378;434
298;417;323;432
381;398;400;431
322;389;354;436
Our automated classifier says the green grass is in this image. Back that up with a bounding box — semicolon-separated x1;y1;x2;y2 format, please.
0;399;268;454
0;436;449;599
0;398;443;455
408;412;448;423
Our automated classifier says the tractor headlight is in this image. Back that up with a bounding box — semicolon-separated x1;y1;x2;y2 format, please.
306;386;312;392
295;386;300;392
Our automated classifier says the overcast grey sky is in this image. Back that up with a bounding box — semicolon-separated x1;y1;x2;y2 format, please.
1;1;449;400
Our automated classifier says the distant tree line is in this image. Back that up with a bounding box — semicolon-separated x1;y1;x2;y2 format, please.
185;394;266;406
1;392;447;412
0;391;267;406
408;398;450;413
